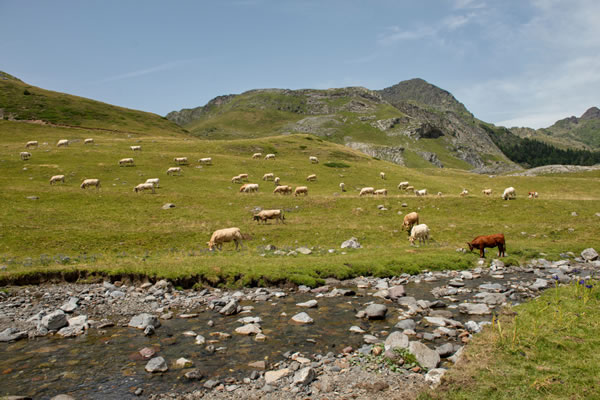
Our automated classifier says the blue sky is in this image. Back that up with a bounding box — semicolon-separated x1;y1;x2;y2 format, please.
1;0;599;128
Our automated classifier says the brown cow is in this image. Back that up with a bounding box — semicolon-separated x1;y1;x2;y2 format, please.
467;234;506;258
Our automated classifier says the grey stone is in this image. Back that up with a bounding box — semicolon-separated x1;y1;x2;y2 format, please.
474;292;506;305
458;303;491;315
51;396;76;400
144;325;155;336
128;313;160;330
581;248;598;261
162;203;176;209
364;304;387;319
435;343;455;357
388;285;405;299
219;299;240;316
59;297;79;313
145;356;168;373
409;341;440;369
478;283;504;292
349;326;365;334
293;367;315;386
291;312;314;324
531;278;549;290
363;334;379;344
41;310;68;331
384;331;409;350
394;319;416;330
204;379;220;389
0;327;28;342
465;321;481;333
341;237;361;249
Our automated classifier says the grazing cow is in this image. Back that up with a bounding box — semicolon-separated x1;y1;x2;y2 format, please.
167;167;182;175
467;233;506;258
528;191;538;199
265;153;275;160
398;181;409;190
57;139;69;147
273;185;292;195
460;189;468;197
339;182;346;192
130;145;141;151
20;152;31;161
306;174;317;182
402;212;419;235
25;141;38;149
84;138;94;144
502;187;516;200
380;172;386;180
253;209;285;224
294;186;308;196
310;156;319;164
174;157;188;165
207;227;244;251
415;189;427;197
482;189;492;196
252;153;262;159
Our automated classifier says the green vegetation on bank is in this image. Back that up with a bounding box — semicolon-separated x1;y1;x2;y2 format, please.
421;280;600;400
1;119;599;286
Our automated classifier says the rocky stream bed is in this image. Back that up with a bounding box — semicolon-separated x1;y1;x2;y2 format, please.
1;248;598;400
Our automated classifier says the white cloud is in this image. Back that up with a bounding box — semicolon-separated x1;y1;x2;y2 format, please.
99;60;193;83
376;26;436;46
442;13;476;30
453;0;486;9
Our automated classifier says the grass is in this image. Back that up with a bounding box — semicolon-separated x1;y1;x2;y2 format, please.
420;280;600;400
1;119;599;287
0;73;185;136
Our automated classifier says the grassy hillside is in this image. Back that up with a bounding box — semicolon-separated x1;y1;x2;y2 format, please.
1;119;599;287
0;71;186;136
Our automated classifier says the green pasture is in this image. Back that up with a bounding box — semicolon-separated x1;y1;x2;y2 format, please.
421;280;600;400
1;120;599;286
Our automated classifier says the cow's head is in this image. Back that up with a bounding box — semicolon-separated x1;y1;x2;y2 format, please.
467;242;474;252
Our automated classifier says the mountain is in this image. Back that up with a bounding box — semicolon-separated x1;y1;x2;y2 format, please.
0;71;186;136
167;80;517;173
510;107;600;151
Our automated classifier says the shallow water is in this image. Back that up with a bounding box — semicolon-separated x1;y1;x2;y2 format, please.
0;269;538;399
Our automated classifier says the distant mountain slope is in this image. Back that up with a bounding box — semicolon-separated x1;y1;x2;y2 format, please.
0;71;186;136
510;107;600;151
166;81;517;173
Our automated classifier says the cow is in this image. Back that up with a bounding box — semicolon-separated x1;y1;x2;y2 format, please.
467;233;506;258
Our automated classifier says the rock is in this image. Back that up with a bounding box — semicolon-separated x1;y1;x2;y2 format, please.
264;368;291;384
185;369;204;380
51;395;76;400
395;319;416;330
388;285;405;299
204;379;220;389
571;211;578;216
449;346;464;363
296;299;318;308
255;333;267;341
458;303;491;315
363;334;379;344
235;324;262;335
293;367;315;386
128;313;160;330
238;316;262;324
349;326;366;334
195;335;206;345
531;278;549;290
162;203;176;209
435;343;455;357
139;347;156;358
27;196;39;200
408;341;440;369
145;356;168;373
41;310;68;331
296;247;312;255
134;388;143;396
425;368;446;386
59;297;79;313
341;237;361;249
175;357;193;368
384;331;409;350
474;292;506;305
291;312;314;324
144;325;155;336
478;283;504;292
581;248;598;261
219;299;240;316
0;327;28;342
465;321;481;333
365;304;387;319
248;360;267;370
424;316;446;327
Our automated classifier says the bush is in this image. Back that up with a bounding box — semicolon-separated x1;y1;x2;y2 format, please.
324;161;350;168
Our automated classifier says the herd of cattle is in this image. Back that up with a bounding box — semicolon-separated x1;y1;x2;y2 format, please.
19;138;521;257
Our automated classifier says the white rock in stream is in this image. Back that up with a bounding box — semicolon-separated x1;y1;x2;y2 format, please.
290;312;314;324
175;358;193;368
195;335;206;345
264;368;291;384
145;356;168;373
408;341;440;369
235;324;262;335
458;303;491;315
296;299;318;308
349;326;365;334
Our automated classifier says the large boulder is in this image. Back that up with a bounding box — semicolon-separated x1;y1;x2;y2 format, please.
341;237;361;249
128;313;161;330
41;310;68;331
581;248;598;261
0;327;28;342
384;331;409;351
409;341;440;369
364;304;387;319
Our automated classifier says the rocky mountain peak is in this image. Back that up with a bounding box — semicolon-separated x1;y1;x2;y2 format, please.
580;106;600;121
